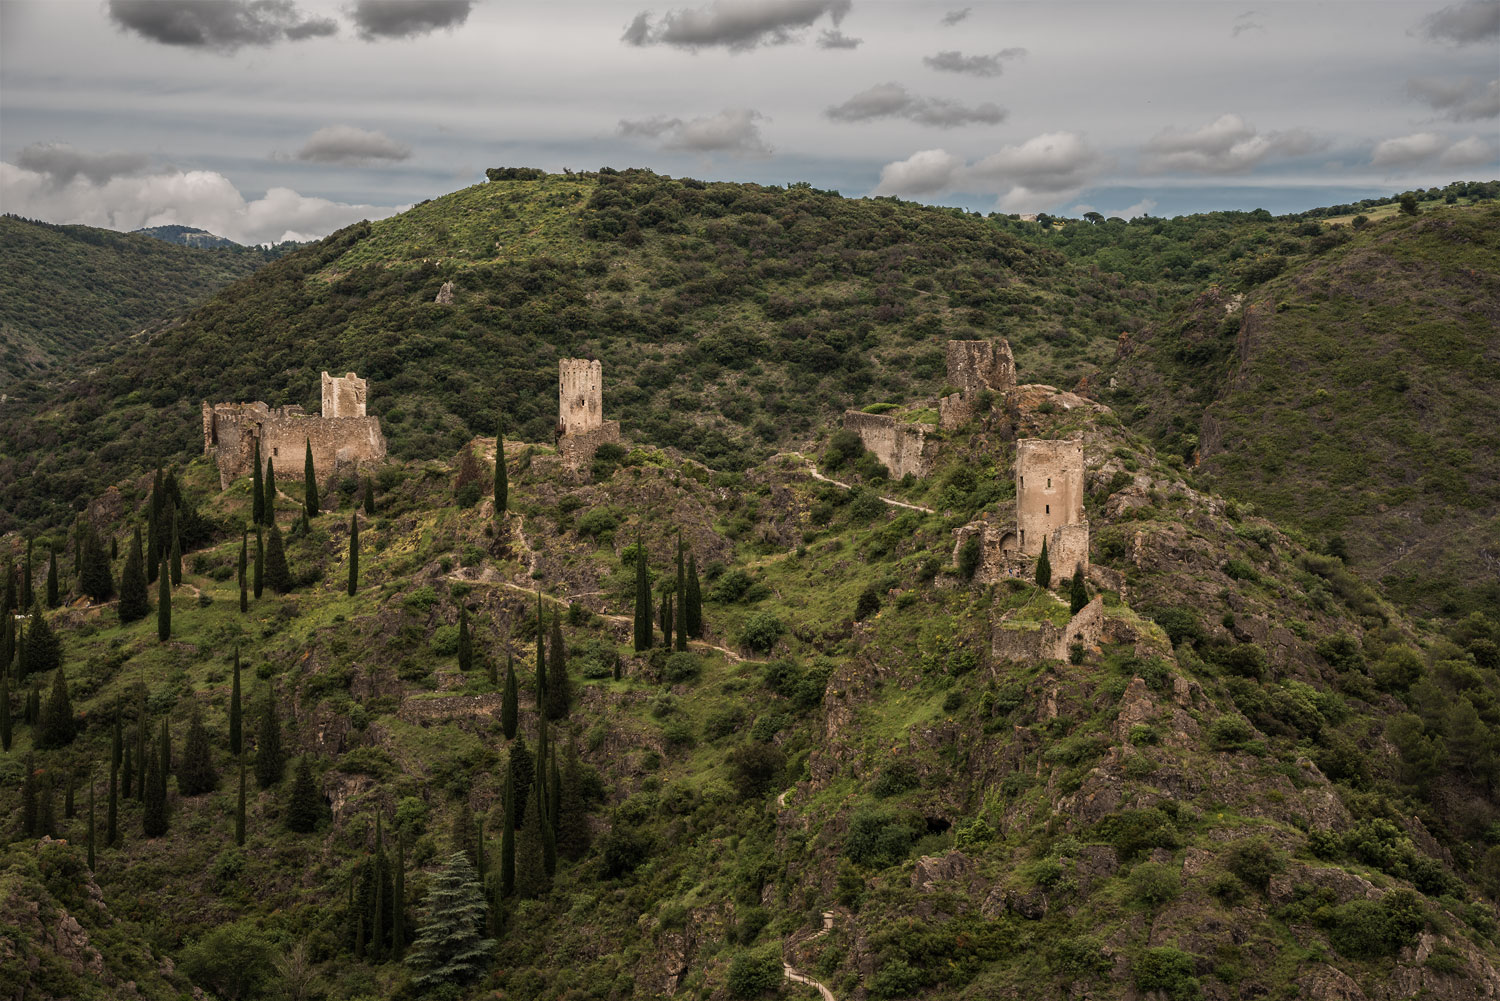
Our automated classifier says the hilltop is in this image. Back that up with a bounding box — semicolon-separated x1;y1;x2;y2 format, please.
132;225;243;250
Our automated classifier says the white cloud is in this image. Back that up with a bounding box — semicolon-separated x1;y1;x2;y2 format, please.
619;109;772;156
1141;113;1325;173
1439;135;1498;166
872;148;964;196
871;132;1103;211
826;83;1005;128
1370;131;1448;166
292;125;412;164
0;160;403;245
1407;77;1500;120
622;0;851;51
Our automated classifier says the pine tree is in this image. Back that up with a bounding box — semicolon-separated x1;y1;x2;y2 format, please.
405;850;495;988
393;833;406;957
507;736;532;830
286;755;322;833
457;605;472;672
263;456;277;525
157;556;171;641
514;775;551;899
107;759;118;846
37;665;75;749
22;600;62;677
229;648;243;755
265;521;293;593
633;535;652;652
0;670;10;752
178;709;218;795
493;425;508;517
168;508;182;587
235;754;246;846
1070;564;1088;615
1035;537;1052;589
544;612;569;720
87;774;96;870
304;438;320;518
142;743;168;837
363;477;376;516
253;527;264;599
255;695;285;787
119;528;149;625
347;513;359;597
501;656;518;740
45;548;60;609
251;440;265;524
238;530;248;612
500;767;516;896
80;526;114;602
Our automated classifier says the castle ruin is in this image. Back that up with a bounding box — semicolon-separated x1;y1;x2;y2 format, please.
953;436;1091;582
203;372;387;490
557;358;620;471
938;339;1016;430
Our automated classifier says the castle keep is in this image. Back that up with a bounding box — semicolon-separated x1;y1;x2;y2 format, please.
557;358;620;471
203;372;387;490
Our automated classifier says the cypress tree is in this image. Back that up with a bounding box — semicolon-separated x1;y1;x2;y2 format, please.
147;470;161;583
373;814;386;961
37;666;74;749
159;715;171;776
119;527;149;624
347;513;359;597
265;522;293;593
557;742;591;861
1;563;13;616
534;591;545;707
263;456;277;525
253;527;264;599
404;851;495;988
178;709;218;795
545;612;569;720
633;535;652;651
514;776;551;899
548;755;561;838
501;656;518;740
0;670;10;752
25;678;41;724
674;534;688;652
238;530;248;612
122;742;133;800
45;548;59;609
22;600;62;677
21;754;38;835
87;774;96;870
80;527;113;602
157;557;171;641
1035;537;1052;589
135;703;147;800
107;759;118;846
457;605;472;672
507;736;532;830
64;766;74;819
252;441;264;526
142;743;168;837
536;731;556;877
230;648;243;755
168;508;182;587
1070;564;1088;615
1;612;12;681
660;592;673;652
304;438;320;518
255;695;284;787
235;754;246;846
494;425;508;517
111;704;122;770
363;477;376;515
21;538;32;609
500;767;516;896
286;755;322;833
38;774;56;838
451;800;477;867
393;833;406;957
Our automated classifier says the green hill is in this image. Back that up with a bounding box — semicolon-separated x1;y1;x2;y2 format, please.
0;215;273;388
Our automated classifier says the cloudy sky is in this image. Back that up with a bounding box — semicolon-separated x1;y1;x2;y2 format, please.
1;0;1496;244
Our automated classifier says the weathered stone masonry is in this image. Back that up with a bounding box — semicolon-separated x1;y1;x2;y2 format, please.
203;372;387;490
840;411;940;480
557;358;620;472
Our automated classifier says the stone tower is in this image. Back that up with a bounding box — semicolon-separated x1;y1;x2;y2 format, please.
321;371;367;418
558;359;604;436
939;339;1016;429
1015;438;1089;572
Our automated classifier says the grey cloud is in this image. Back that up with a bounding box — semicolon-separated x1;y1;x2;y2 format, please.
623;0;851;51
826;82;1004;128
1231;10;1264;36
15;143;150;185
1372;131;1497;168
817;29;862;48
1408;77;1500;120
107;0;336;51
941;8;971;26
1418;0;1500;43
873;132;1103;211
619;109;772;155
349;1;474;40
923;49;1025;77
293;125;412;164
1142;113;1325;173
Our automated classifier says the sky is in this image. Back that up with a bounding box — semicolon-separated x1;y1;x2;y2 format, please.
1;0;1496;244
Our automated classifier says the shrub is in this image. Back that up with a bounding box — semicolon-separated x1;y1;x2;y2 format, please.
1127;861;1181;907
871;757;920;797
727;947;783;999
1224;836;1286;892
870;957;926;999
1051;935;1110;979
957;536;982;581
739;612;784;653
663;651;702;683
728;742;785;799
1213;642;1268;678
430;625;460;656
1208;714;1256;751
1150;607;1202;647
1223;558;1259;582
1094;808;1181;863
1133;947;1200;1000
854;585;881;621
844;811;915;869
1320;890;1425;959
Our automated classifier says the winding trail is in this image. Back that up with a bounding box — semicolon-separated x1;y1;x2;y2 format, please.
773;453;936;515
783;911;838;1001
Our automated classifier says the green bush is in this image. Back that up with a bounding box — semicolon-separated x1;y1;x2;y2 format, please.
1127;861;1182;907
870;957;926;999
871;758;920;797
1223;836;1286;892
1208;714;1256;751
430;624;461;656
1319;890;1425;959
1133;946;1200;1000
844;811;916;869
727;947;783;998
739;612;784;653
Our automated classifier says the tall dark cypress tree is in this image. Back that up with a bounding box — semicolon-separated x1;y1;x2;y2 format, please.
0;670;11;752
22;600;62;678
178;709;218;795
1035;537;1052;589
147;469;162;583
142;742;168;837
253;527;264;599
286;755;322;833
135;702;147;801
372;813;386;960
21;538;33;609
122;741;134;800
37;666;75;749
238;530;249;612
633;535;652;652
80;527;114;602
45;548;59;609
0;613;12;684
458;605;472;672
111;702;122;771
500;767;516;896
494;424;508;518
264;522;293;594
507;736;532;830
168;507;182;587
544;612;569;720
87;774;96;870
157;556;171;642
686;552;702;639
660;592;673;652
21;753;38;835
514;771;550;899
363;477;376;515
534;592;546;707
119;528;149;625
347;514;359;597
393;832;406;957
263;456;277;526
537;747;556;879
159;715;171;777
107;758;119;846
24;678;41;724
557;742;591;861
501;656;518;740
229;648;243;755
304;438;320;518
674;533;688;652
252;441;264;526
255;693;284;788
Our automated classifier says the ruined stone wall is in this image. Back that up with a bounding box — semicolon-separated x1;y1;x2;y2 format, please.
559;358;604;436
558;420;621;472
321;371;367;418
991;596;1105;663
952;519;1021;584
843;411;939;479
1015;438;1086;556
945;339;1016;395
1048;522;1091;577
204;397;385;490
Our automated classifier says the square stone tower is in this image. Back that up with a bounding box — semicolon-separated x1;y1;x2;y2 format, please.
558;359;604;436
939;339;1016;429
322;371;367;418
1015;438;1088;572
